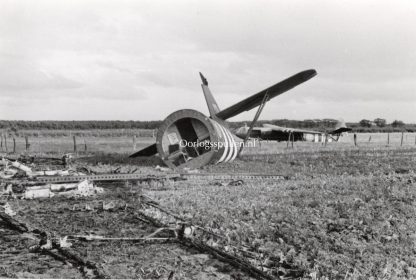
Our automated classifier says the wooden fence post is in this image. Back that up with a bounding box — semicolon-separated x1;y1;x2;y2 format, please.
4;134;8;153
84;139;87;152
368;136;371;142
401;132;404;146
25;136;30;151
387;133;390;145
73;135;77;152
12;137;16;153
287;132;291;148
291;133;294;148
354;134;357;147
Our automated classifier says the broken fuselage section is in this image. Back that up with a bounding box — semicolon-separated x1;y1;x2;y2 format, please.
155;109;238;169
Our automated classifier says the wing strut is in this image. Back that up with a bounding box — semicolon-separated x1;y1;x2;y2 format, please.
237;91;269;157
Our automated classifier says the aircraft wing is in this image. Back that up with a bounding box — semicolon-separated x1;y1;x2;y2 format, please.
263;124;322;134
129;143;158;158
215;69;317;120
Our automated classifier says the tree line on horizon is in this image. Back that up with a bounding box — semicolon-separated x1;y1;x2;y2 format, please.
0;118;415;133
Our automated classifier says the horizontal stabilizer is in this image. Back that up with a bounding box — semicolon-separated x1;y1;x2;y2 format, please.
129;143;158;158
216;69;317;120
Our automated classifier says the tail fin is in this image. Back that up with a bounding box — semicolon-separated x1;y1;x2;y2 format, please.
199;72;220;117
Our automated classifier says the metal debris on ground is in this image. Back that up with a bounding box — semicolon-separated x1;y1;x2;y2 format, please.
182;167;200;174
0;210;106;279
24;187;55;199
67;226;177;244
155;165;171;172
1;183;15;198
33;173;182;184
181;172;288;181
23;180;103;199
16;154;73;167
71;200;128;212
0;157;84;179
212;179;245;187
1;202;16;216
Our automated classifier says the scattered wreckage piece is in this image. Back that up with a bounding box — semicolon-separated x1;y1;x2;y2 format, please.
0;169;18;179
23;187;55;199
1;171;288;200
212;179;245;187
2;156;287;183
2;180;103;200
0;209;107;279
69;235;176;244
33;172;182;184
181;172;288;181
16;154;73;167
2;202;16;216
0;208;28;232
23;180;103;199
1;158;184;193
70;200;129;212
68;227;177;244
0;157;81;179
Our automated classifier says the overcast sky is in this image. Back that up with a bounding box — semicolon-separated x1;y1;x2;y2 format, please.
0;0;415;122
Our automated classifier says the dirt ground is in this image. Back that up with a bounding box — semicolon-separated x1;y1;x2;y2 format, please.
1;179;256;280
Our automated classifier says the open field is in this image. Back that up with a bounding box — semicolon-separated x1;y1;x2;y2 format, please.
1;133;416;279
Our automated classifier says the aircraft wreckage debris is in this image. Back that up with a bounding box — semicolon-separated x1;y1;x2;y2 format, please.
1;183;298;279
0;210;107;279
130;69;317;169
1;157;288;184
22;180;104;199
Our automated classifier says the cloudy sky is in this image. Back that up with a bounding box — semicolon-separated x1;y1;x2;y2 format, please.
0;0;415;122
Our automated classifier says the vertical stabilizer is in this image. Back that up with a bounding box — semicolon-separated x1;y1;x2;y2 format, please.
199;72;221;118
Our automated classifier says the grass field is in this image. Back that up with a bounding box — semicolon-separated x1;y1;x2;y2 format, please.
148;147;416;279
2;132;416;279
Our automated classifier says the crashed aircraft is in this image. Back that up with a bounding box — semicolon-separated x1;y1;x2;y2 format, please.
130;70;317;169
235;119;352;143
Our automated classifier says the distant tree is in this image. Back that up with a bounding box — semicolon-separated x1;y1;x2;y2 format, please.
10;126;18;135
374;118;386;127
359;119;372;127
303;119;316;128
391;120;405;127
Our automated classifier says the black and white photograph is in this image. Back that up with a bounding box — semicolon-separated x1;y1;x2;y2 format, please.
1;0;416;279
